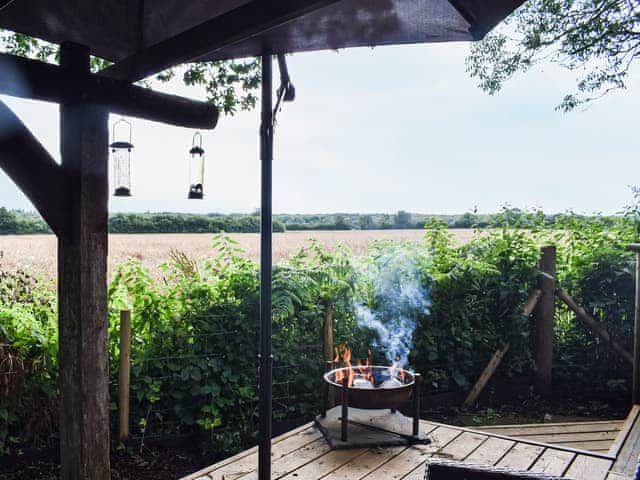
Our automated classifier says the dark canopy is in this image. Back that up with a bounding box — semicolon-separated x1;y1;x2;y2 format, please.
0;0;523;72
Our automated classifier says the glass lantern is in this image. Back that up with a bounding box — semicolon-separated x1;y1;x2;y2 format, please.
110;119;134;197
188;132;205;199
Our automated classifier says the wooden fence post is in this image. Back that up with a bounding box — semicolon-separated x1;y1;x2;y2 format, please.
119;310;131;441
535;246;556;397
628;245;640;404
323;301;334;363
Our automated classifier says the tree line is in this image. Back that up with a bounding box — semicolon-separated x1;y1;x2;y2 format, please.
0;207;617;235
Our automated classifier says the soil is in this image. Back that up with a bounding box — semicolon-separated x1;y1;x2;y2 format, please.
0;443;217;480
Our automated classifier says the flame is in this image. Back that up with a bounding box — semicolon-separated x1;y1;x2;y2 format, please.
332;344;408;388
356;349;374;384
334;344;355;386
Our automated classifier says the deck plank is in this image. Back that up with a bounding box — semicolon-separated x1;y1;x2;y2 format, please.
201;427;321;480
560;440;616;452
529;449;575;476
234;438;331;480
496;442;544;470
183;424;316;480
321;447;404;480
437;431;488;461
481;421;623;431
465;437;515;466
609;405;640;456
279;448;367;479
612;408;640;477
564;455;612;480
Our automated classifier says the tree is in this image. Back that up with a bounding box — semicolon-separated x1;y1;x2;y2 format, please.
466;0;639;111
0;31;261;115
394;210;412;228
358;214;375;230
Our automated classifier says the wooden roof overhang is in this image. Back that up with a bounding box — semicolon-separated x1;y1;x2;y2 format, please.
0;0;524;82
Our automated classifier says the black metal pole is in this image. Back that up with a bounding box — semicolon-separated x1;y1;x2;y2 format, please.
258;53;273;480
413;373;422;437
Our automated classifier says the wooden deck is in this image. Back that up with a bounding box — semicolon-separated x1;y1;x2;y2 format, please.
478;420;625;454
183;415;635;480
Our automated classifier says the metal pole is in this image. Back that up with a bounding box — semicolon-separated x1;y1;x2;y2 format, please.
258;53;273;480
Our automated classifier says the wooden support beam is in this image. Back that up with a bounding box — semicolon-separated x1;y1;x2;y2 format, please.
463;288;543;409
534;246;556;397
463;343;510;409
556;288;634;366
0;101;69;235
0;52;218;129
100;0;342;82
57;43;110;480
628;245;640;404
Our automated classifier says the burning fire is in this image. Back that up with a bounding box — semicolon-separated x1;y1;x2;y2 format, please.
333;344;406;388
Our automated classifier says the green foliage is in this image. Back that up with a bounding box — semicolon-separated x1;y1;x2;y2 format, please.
466;0;640;111
0;264;57;453
0;208;50;234
2;215;639;459
413;224;539;390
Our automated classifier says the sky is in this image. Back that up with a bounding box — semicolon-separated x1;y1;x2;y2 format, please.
0;41;638;216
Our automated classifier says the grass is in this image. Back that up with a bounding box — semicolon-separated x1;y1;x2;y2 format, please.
0;229;477;280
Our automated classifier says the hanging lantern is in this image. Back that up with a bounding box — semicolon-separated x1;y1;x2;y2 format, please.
110;119;134;197
188;132;205;199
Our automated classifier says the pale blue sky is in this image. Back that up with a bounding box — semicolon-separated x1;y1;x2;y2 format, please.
0;41;638;215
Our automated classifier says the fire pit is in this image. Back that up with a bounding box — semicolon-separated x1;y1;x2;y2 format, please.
315;353;429;449
323;365;416;410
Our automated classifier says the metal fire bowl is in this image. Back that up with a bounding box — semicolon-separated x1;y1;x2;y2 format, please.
324;366;415;410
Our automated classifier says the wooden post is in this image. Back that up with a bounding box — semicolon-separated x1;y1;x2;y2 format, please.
119;310;132;441
535;246;556;397
462;288;542;409
629;245;640;405
323;301;334;363
57;43;110;479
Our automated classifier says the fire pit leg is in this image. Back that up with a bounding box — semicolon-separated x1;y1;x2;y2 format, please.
341;375;349;442
413;373;422;437
322;361;333;418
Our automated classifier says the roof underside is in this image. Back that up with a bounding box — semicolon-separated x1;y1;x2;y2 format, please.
0;0;523;65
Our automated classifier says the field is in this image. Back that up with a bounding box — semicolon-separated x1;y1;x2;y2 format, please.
0;229;476;280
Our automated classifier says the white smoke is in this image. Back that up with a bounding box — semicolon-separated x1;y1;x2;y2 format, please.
355;246;430;368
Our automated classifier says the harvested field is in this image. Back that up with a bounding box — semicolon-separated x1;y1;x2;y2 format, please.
0;229;477;280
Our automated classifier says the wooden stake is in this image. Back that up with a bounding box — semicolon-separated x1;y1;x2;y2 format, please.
462;343;510;409
556;288;633;365
535;246;556;397
523;289;543;317
462;288;542;409
323;301;334;363
119;310;132;441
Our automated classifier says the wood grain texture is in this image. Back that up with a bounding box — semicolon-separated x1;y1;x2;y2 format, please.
57;42;110;480
182;418;634;480
535;245;556;397
529;449;575;476
496;443;544;470
0;52;218;129
565;455;612;480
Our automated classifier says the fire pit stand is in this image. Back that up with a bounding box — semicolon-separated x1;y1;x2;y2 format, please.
315;363;430;449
